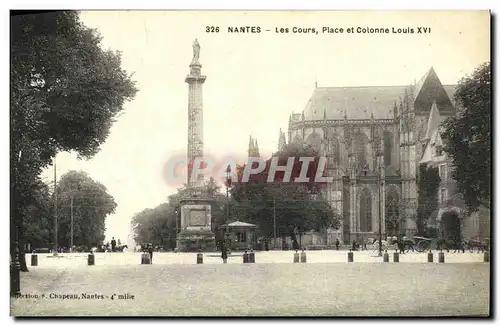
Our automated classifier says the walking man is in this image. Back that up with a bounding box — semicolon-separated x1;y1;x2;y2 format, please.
147;243;154;263
221;242;228;264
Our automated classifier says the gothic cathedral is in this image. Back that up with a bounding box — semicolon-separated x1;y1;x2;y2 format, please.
280;67;457;243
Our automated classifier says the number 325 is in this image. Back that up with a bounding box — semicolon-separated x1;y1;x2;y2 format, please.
206;26;220;33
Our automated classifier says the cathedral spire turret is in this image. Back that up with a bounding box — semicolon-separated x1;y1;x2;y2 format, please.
248;135;260;157
278;129;287;152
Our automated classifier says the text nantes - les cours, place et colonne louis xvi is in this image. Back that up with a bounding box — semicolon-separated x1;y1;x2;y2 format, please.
205;25;432;35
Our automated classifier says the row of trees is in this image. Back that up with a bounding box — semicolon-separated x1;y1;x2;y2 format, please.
132;144;341;249
11;11;137;271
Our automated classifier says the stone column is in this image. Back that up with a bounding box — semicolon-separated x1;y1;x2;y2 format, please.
185;40;207;188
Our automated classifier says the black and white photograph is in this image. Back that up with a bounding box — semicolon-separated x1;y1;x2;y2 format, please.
9;9;491;317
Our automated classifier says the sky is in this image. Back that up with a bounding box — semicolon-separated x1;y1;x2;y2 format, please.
40;10;490;244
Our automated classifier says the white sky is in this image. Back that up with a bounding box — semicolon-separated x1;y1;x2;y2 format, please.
40;10;490;243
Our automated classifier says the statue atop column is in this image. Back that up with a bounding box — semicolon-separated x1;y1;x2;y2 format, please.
192;38;200;64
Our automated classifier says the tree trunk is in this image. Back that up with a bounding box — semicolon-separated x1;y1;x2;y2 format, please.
19;245;29;272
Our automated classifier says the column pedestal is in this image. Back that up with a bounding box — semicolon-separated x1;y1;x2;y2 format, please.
176;198;216;252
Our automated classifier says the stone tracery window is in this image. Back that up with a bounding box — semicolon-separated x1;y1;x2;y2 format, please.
383;131;393;167
385;187;400;236
306;132;322;152
353;132;369;167
359;188;372;232
327;137;340;165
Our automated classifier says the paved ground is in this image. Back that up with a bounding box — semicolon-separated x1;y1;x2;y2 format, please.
11;251;490;317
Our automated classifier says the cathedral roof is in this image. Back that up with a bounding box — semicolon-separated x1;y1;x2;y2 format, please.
300;67;456;121
303;86;406;120
413;67;455;113
420;121;447;164
424;101;444;139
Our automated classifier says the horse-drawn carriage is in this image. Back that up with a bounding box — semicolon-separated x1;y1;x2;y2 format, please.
370;236;432;253
412;236;432;252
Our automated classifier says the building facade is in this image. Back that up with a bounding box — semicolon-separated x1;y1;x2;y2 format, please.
280;67;459;243
419;102;490;243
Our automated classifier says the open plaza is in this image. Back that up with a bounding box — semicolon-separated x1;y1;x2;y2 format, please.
10;251;490;316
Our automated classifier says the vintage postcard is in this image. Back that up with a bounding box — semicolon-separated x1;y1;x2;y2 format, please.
10;10;491;317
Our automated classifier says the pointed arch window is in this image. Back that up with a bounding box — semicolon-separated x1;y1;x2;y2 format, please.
354;132;369;167
327;137;340;165
383;131;393;167
306;132;322;152
359;188;372;232
385;188;400;236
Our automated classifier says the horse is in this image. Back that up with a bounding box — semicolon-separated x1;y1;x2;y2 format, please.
463;239;488;253
115;245;128;252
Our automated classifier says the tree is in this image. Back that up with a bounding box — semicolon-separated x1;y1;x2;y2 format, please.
11;11;138;271
229;144;341;246
441;62;491;213
132;204;175;249
416;164;441;236
55;171;117;248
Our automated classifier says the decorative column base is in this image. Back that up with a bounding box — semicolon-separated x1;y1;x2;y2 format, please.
176;230;216;252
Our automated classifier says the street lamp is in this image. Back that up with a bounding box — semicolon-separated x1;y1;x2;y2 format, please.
376;155;386;257
224;165;231;252
225;165;231;222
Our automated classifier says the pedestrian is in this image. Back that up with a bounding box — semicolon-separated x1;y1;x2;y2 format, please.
147;243;154;263
111;237;116;252
335;238;340;251
221;242;228;264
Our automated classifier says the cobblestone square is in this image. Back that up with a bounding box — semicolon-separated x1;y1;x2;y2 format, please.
11;251;490;316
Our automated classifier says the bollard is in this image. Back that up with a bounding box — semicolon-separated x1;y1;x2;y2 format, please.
427;251;434;263
383;250;389;263
393;251;399;263
249;250;255;263
484;251;490;263
293;250;299;263
348;251;354;263
197;253;203;264
243;250;249;263
31;253;38;266
438;251;445;263
88;253;95;266
300;249;307;263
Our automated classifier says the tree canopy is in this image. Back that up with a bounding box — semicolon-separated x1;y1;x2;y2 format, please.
441;62;491;213
416;164;440;236
55;171;117;248
11;11;137;270
229;144;341;241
